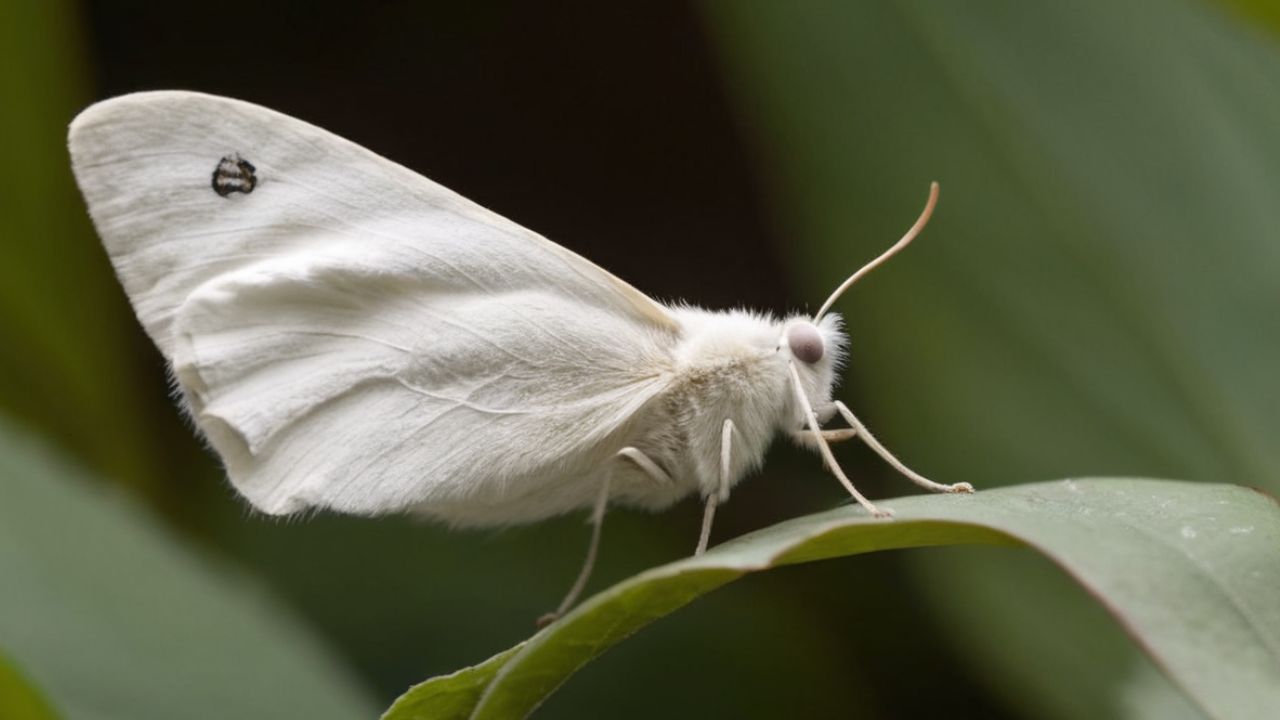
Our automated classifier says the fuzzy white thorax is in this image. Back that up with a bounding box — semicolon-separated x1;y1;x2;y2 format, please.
617;306;849;504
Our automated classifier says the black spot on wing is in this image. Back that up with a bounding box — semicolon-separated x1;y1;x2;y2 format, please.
211;154;257;197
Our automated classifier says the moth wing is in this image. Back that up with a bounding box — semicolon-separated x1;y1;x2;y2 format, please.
69;91;680;522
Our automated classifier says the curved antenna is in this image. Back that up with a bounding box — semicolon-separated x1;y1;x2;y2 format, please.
813;182;939;322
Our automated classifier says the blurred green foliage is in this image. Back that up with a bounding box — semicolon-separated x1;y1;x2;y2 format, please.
0;0;164;496
1;0;1277;718
704;0;1280;717
0;652;59;720
1223;0;1280;34
0;420;377;719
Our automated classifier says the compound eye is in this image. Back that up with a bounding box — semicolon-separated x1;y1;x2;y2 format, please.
786;322;825;364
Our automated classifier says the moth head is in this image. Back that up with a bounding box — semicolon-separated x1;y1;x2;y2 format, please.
781;314;847;422
785;321;825;364
781;315;845;367
778;315;849;376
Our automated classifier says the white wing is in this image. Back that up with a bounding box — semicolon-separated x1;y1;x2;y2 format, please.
69;91;680;523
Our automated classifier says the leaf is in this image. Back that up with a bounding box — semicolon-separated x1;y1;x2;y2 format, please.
381;644;525;720
1220;0;1280;36
0;0;165;492
384;479;1280;720
701;0;1280;716
0;418;378;720
0;651;60;720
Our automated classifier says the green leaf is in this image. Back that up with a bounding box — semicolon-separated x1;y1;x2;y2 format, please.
0;418;378;720
0;0;165;492
0;651;60;720
700;0;1280;716
384;479;1280;720
382;644;526;720
1220;0;1280;36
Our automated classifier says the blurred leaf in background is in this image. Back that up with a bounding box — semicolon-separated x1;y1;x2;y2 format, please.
0;0;171;498
0;418;378;720
704;0;1280;717
0;651;60;720
1223;0;1280;35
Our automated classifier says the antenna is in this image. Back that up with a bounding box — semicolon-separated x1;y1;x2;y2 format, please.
813;182;939;322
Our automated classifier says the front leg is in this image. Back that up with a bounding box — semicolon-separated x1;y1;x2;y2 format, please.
788;361;890;517
833;400;974;494
789;427;859;449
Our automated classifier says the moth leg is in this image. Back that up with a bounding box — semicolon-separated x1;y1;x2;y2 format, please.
696;419;734;556
788;362;891;518
536;465;613;628
617;446;674;484
833;400;974;494
789;427;859;449
537;446;671;627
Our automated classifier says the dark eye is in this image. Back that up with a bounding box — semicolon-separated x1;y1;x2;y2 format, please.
786;322;825;364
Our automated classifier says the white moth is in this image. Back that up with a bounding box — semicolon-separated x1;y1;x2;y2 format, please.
69;91;973;622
